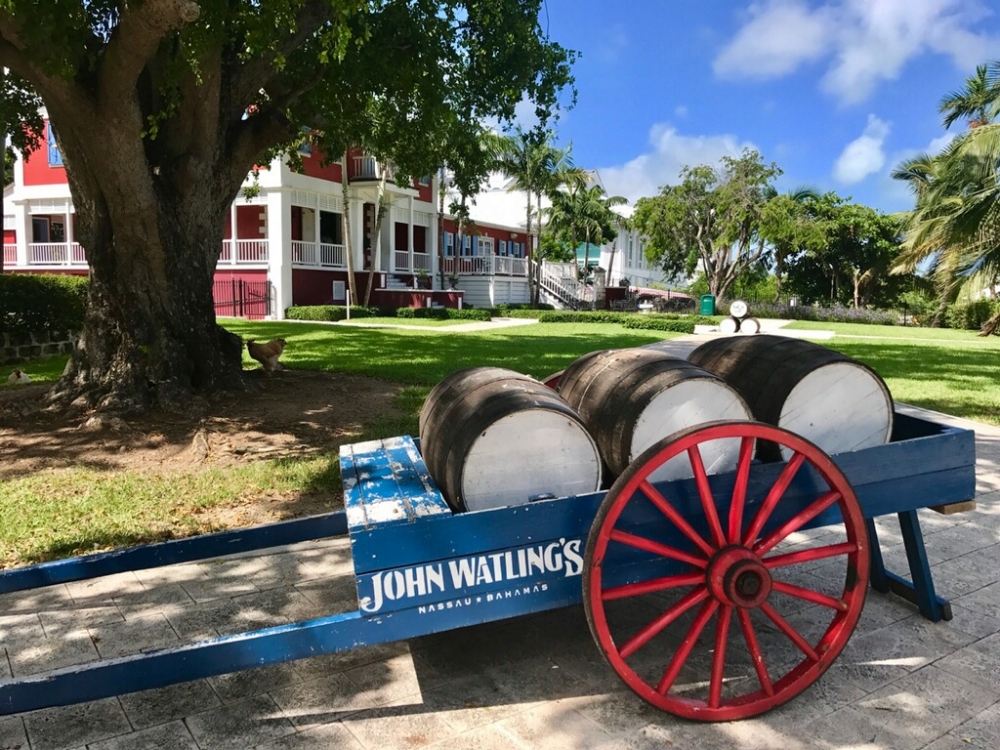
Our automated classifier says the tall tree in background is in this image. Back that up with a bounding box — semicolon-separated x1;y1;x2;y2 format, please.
545;183;626;277
759;186;821;302
893;60;1000;331
0;1;574;410
487;129;585;305
633;149;781;300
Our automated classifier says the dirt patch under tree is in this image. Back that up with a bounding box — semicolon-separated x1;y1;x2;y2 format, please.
0;369;405;527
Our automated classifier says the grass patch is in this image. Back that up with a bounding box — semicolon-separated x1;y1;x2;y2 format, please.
1;354;69;387
228;320;676;384
0;457;341;566
336;316;470;327
823;338;1000;425
786;320;1000;344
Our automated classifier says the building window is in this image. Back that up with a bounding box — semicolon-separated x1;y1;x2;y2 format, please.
418;175;431;185
499;240;507;256
444;232;454;256
478;236;494;256
47;123;63;167
463;235;472;255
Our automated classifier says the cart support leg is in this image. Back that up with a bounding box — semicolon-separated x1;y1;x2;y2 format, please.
864;513;951;622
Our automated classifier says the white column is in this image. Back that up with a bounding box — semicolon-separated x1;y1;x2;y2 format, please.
229;202;238;265
14;202;28;267
265;190;293;320
313;199;322;263
429;207;439;288
350;199;364;272
64;203;74;264
407;196;414;273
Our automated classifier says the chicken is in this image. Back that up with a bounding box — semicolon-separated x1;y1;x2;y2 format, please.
6;369;30;385
246;338;287;374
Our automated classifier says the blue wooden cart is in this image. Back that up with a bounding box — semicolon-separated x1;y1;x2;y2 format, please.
0;412;976;721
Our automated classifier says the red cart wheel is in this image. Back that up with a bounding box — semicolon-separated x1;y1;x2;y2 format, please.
584;421;869;721
540;369;564;390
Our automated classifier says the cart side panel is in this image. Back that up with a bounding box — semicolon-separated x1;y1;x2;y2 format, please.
349;425;974;575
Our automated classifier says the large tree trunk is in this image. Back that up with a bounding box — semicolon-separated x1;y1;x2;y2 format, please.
51;187;243;412
40;84;255;413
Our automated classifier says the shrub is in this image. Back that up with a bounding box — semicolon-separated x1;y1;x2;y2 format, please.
620;315;696;334
744;302;897;326
402;307;491;321
0;273;89;337
285;305;379;321
945;299;998;331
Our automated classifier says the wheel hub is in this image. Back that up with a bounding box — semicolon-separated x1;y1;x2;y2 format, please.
707;546;772;609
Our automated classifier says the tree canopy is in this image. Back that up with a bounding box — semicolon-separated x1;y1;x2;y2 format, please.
0;0;576;409
632;149;781;299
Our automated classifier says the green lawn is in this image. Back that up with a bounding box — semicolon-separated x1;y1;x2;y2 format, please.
332;316;472;327
227;320;673;384
1;354;69;387
784;320;1000;344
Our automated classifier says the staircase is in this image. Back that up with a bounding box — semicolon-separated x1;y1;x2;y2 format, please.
535;261;590;310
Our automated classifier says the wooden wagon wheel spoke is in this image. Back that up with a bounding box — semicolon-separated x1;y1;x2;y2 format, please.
656;599;720;695
608;530;708;568
754;490;842;556
619;587;710;659
688;445;727;548
709;606;734;708
759;602;820;661
771;581;848;611
602;572;704;601
639;480;715;557
741;452;807;547
583;421;869;722
728;436;755;544
737;608;774;697
763;542;857;569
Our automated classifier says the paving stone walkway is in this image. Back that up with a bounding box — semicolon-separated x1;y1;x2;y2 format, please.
3;333;999;749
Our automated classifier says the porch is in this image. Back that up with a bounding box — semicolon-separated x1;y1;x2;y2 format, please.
441;255;528;277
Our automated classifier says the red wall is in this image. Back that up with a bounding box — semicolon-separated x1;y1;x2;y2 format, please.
212;269;267;283
224;205;266;239
22;122;68;187
292;268;350;306
372;289;464;310
301;147;343;182
4;229;15;244
415;180;433;203
441;219;525;253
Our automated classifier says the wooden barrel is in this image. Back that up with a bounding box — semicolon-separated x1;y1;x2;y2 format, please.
418;367;602;512
557;349;753;480
687;335;893;460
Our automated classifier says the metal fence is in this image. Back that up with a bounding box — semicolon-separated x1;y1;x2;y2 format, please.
213;279;272;320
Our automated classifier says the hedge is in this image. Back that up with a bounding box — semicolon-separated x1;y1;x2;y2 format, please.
945;299;998;331
285;305;491;322
285;305;381;321
0;273;88;337
396;307;491;321
620;316;696;334
743;302;897;326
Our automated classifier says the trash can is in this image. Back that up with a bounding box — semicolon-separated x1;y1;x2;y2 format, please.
700;294;716;316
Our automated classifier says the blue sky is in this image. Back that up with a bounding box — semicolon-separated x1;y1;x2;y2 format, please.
470;0;1000;226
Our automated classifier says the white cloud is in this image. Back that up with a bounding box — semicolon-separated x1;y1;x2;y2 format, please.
674;105;690;119
597;24;629;63
714;0;999;105
834;114;891;183
597;124;756;203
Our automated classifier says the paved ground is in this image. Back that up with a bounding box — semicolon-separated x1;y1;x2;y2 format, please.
3;332;999;750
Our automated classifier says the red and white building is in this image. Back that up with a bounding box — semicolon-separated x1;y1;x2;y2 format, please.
3;119;534;316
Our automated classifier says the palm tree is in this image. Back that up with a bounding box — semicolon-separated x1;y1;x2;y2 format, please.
893;63;1000;331
487;128;587;304
546;183;628;292
939;62;1000;129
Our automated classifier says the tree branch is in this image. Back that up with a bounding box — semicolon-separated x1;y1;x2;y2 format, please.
228;0;335;121
99;0;201;107
218;109;295;201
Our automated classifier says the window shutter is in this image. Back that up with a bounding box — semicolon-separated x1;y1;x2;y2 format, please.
498;240;506;256
47;124;63;167
471;236;478;256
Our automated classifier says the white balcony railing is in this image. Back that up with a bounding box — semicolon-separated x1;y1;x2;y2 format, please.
394;250;410;271
441;255;528;277
219;239;269;264
350;155;397;182
3;244;15;265
28;242;87;265
412;252;431;272
291;240;346;269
